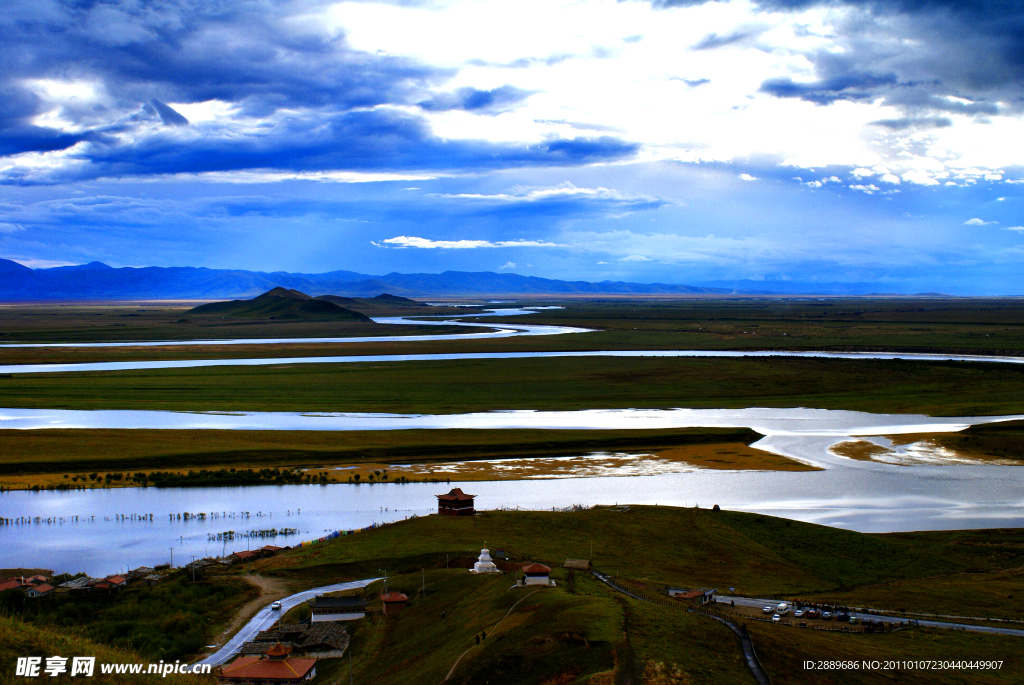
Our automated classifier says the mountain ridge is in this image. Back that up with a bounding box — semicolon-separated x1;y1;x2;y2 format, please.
0;259;729;300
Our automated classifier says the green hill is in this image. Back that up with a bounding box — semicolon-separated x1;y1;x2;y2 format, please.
189;288;370;321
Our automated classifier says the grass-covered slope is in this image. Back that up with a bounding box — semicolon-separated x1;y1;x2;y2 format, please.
0;615;207;684
189;288;370;321
261;507;1024;610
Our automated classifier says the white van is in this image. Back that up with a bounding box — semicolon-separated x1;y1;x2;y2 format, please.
776;603;791;615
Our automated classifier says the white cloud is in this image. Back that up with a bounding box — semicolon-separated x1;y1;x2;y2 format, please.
1006;226;1024;233
378;236;563;249
964;218;997;226
9;257;80;268
499;261;516;269
437;183;653;203
738;173;758;181
620;254;653;262
0;223;25;233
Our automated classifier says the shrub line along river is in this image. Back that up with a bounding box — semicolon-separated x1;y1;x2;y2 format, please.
1;309;1022;574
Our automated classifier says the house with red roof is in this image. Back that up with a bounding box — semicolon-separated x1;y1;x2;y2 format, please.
0;578;23;593
24;584;54;598
217;643;316;684
521;563;554;587
380;592;408;615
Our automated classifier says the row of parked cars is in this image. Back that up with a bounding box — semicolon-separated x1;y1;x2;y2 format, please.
761;602;893;631
762;602;853;624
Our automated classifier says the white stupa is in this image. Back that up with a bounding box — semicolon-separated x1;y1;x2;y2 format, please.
470;548;501;574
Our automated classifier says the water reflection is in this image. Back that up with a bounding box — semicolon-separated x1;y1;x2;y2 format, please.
2;464;1022;575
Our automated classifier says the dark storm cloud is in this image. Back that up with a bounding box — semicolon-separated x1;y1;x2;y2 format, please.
0;1;640;183
417;85;534;113
651;0;1024;117
760;72;898;104
2;108;639;185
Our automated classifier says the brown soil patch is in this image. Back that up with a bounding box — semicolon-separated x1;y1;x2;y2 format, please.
829;440;888;461
200;574;291;658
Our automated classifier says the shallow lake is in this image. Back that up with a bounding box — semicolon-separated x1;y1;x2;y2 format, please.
3;463;1023;576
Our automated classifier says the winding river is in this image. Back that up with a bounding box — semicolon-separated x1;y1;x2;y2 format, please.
1;307;1022;574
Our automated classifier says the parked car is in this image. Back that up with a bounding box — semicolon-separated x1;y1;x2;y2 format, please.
771;614;781;623
848;616;859;625
805;608;819;618
822;611;833;620
794;609;805;618
763;606;773;614
837;613;851;622
271;601;282;611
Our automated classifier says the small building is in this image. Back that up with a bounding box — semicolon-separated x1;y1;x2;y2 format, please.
126;567;154;582
0;578;23;593
24;575;49;585
244;624;349;659
25;584;54;599
260;545;284;557
143;574;163;587
217;643;316;684
230;550;261;564
58;576;94;593
308;596;367;622
470;548;501;574
521;563;553;587
563;559;591;571
89;576;126;592
381;592;408;615
666;587;717;605
436;488;476;516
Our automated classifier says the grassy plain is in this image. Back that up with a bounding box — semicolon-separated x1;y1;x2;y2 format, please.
4;297;1024;364
4;355;1024;417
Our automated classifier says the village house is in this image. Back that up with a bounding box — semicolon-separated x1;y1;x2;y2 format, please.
143;573;164;587
57;576;93;593
217;643;316;684
89;575;127;592
260;545;285;557
24;583;54;598
0;575;56;598
666;587;717;605
308;595;367;622
381;592;409;614
520;563;554;587
230;550;262;564
242;623;350;659
563;559;592;571
436;488;476;516
126;566;154;582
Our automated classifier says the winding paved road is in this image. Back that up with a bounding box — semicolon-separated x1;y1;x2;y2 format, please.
196;577;380;668
720;596;1024;637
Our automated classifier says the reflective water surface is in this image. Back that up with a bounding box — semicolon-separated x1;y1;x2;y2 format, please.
2;463;1022;576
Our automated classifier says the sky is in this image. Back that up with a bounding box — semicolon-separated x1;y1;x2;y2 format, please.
2;0;1024;293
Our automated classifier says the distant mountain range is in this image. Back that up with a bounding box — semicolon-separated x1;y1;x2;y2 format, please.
0;259;728;300
0;258;937;300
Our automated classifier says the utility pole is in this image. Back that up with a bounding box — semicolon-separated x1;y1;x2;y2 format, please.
169;547;173;567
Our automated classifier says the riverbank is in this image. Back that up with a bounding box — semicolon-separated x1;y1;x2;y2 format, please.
0;426;785;490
